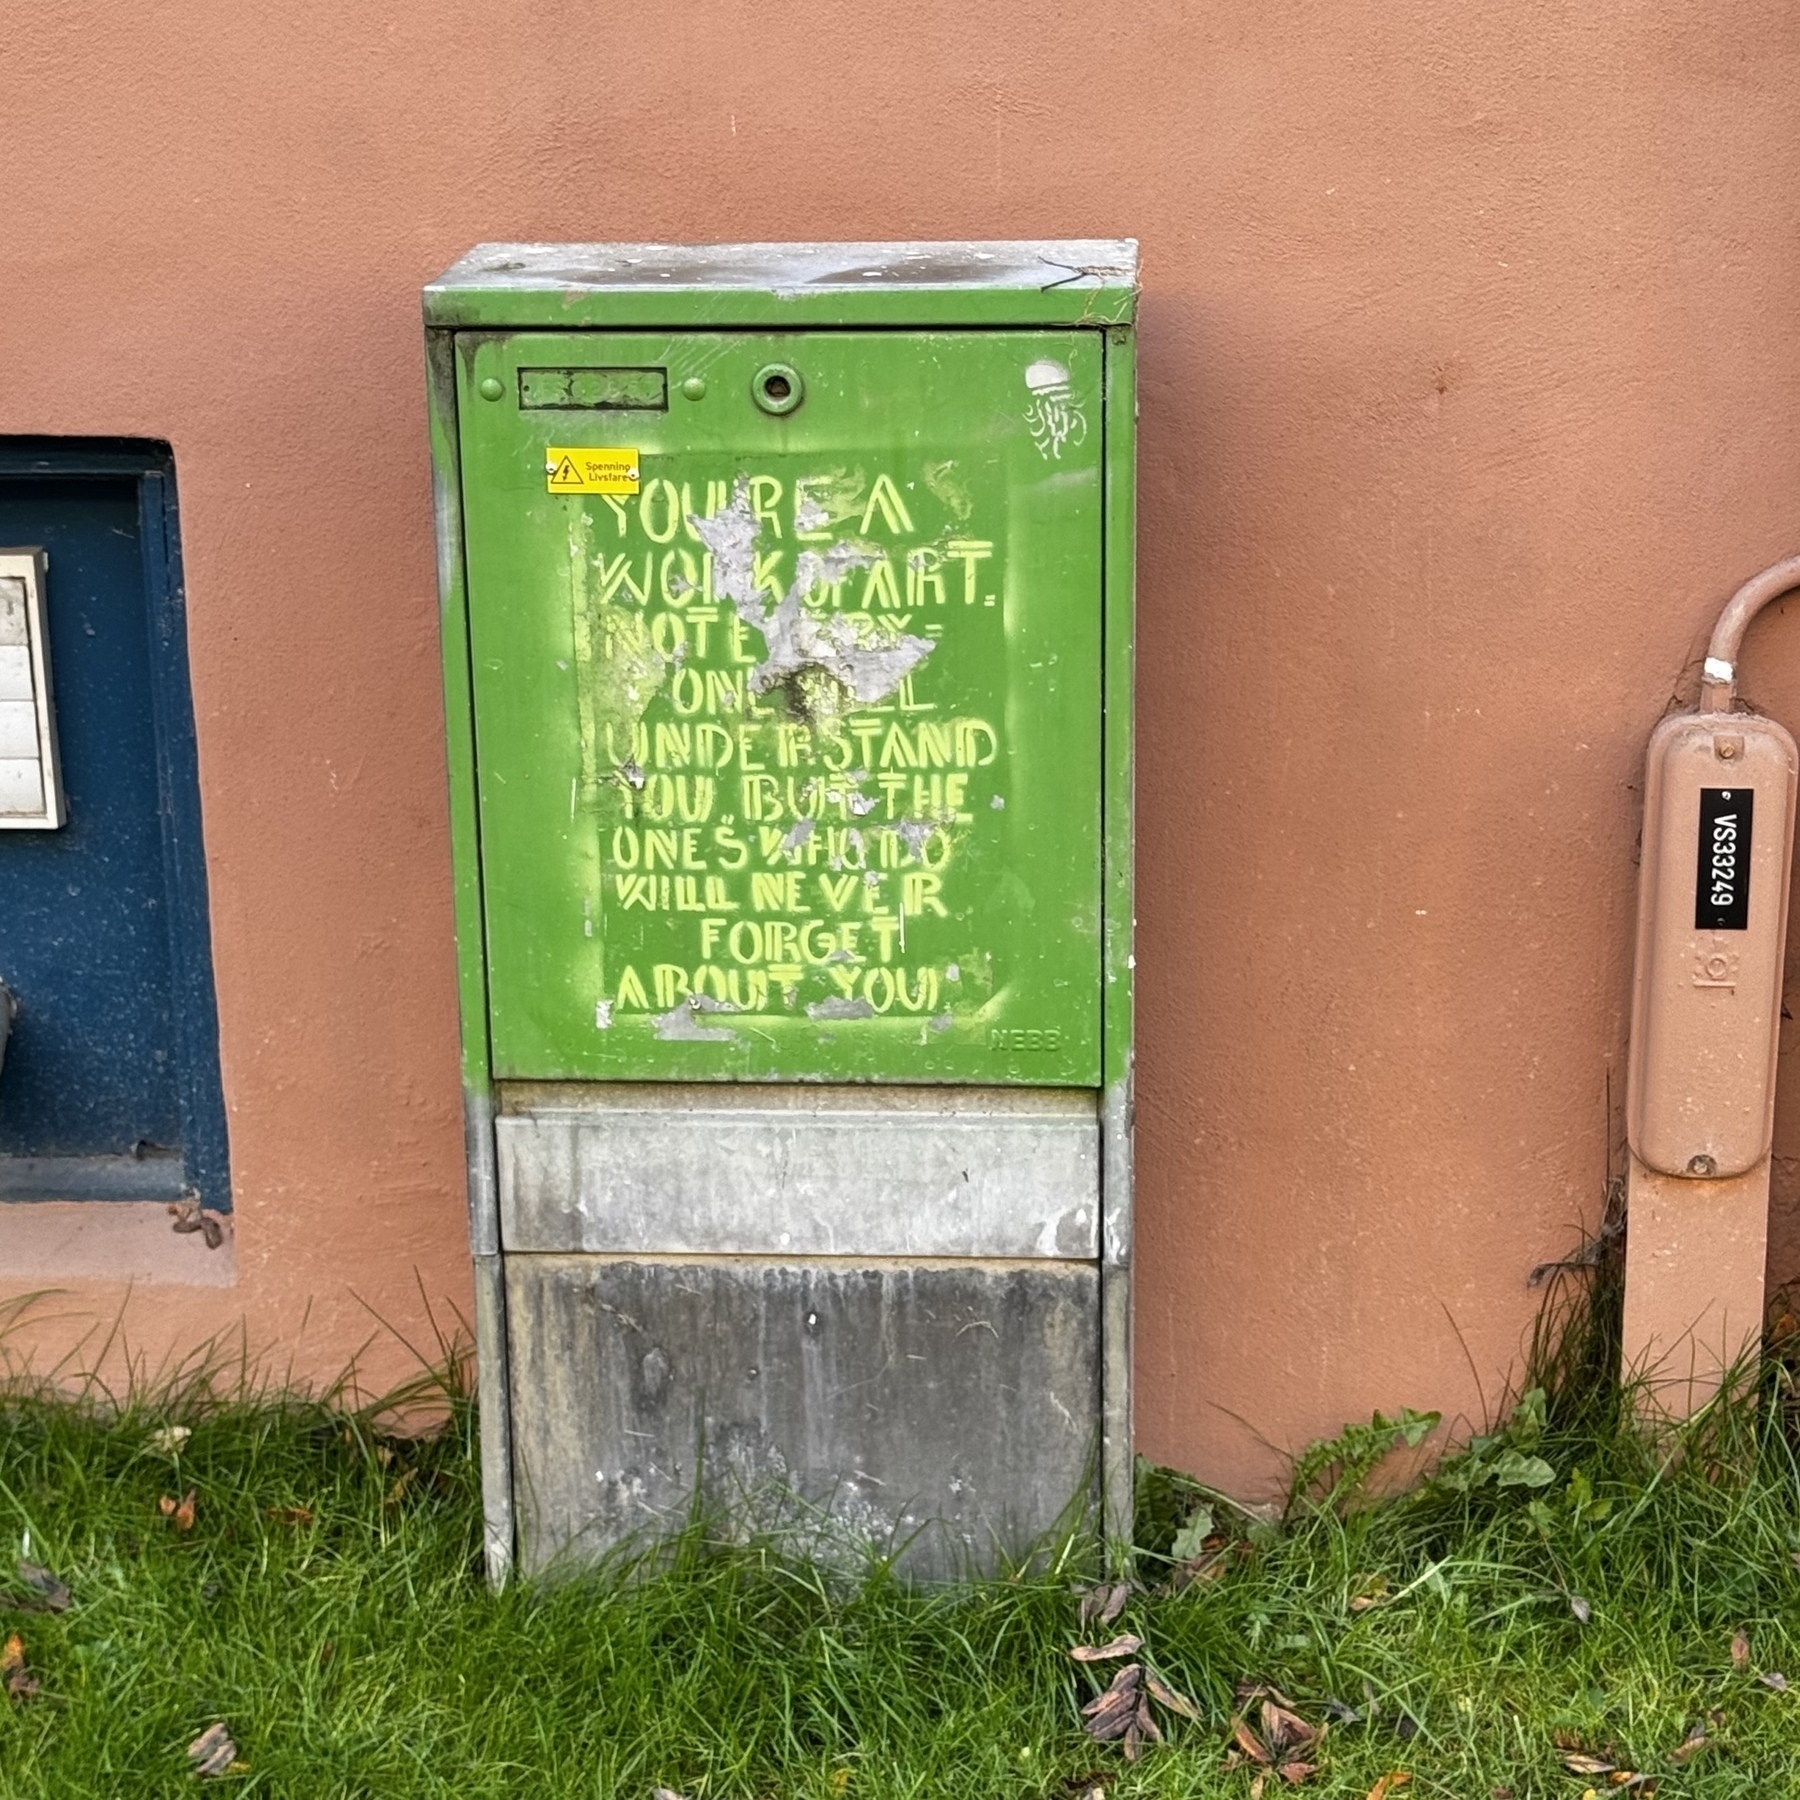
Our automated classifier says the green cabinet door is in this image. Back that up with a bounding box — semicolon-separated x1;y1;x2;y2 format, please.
457;329;1103;1083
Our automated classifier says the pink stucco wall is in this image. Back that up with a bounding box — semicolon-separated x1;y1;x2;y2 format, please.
6;0;1800;1488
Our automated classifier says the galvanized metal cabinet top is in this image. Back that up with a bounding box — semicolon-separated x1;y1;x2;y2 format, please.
428;243;1136;1092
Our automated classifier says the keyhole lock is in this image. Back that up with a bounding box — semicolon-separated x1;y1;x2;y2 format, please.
751;363;804;416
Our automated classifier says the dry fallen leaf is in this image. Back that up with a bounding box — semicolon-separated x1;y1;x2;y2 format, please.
1167;1548;1231;1591
1122;1694;1162;1759
1731;1628;1751;1671
1;1634;38;1701
147;1425;192;1457
384;1467;418;1508
1570;1594;1592;1624
266;1506;314;1527
1277;1760;1317;1786
1146;1673;1200;1720
1070;1634;1143;1664
1760;1671;1789;1691
159;1490;197;1532
1666;1722;1709;1765
651;1790;690;1800
1367;1774;1412;1800
1055;1769;1111;1798
187;1723;239;1778
1233;1717;1274;1765
1349;1575;1390;1612
1562;1752;1615;1776
1081;1663;1145;1743
14;1560;71;1612
1249;1774;1267;1800
1078;1581;1132;1628
1260;1699;1319;1755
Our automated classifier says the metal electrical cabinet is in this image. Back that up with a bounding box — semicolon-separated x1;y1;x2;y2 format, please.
426;243;1136;1580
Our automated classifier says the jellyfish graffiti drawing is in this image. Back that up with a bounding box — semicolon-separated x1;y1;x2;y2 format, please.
1022;359;1088;460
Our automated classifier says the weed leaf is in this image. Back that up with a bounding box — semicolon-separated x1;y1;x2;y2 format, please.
1170;1505;1215;1563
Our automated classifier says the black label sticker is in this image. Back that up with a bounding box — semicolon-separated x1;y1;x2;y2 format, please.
1695;786;1754;931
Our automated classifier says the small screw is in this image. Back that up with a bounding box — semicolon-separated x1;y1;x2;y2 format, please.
1687;1153;1718;1177
477;376;505;402
681;376;707;401
1715;734;1744;761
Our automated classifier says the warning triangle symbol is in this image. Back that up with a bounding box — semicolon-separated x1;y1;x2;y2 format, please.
549;454;581;488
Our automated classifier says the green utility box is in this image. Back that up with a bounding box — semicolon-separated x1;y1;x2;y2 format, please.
427;243;1135;1580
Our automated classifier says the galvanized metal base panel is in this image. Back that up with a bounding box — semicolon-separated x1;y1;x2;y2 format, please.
505;1255;1099;1578
496;1084;1098;1258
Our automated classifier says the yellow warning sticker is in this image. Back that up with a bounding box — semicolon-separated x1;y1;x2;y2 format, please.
545;447;640;495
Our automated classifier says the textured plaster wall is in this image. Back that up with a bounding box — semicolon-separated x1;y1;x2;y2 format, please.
5;0;1800;1486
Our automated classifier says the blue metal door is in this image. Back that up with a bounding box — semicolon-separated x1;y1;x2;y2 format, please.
0;443;227;1208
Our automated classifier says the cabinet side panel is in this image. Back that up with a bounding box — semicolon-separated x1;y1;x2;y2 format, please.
428;326;512;1584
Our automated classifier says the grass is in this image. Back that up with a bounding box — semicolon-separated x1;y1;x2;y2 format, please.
2;1261;1800;1796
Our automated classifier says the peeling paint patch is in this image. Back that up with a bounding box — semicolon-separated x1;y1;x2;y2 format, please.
654;995;739;1042
894;819;935;856
691;482;935;705
930;1011;956;1032
807;995;876;1021
595;999;614;1029
781;817;816;853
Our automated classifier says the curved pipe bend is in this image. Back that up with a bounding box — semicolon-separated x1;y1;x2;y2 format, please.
1701;552;1800;711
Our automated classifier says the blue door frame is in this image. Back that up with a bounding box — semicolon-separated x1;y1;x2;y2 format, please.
0;440;229;1212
